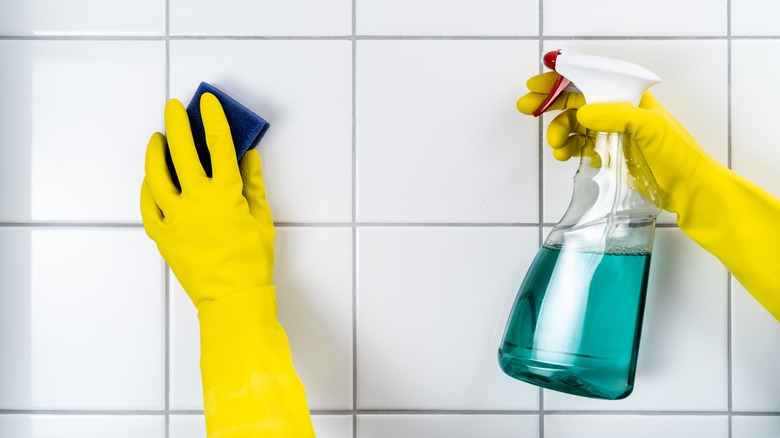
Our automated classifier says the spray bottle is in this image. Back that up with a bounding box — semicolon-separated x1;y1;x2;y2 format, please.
498;50;662;400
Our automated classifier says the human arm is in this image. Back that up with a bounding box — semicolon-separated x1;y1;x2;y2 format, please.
140;93;316;436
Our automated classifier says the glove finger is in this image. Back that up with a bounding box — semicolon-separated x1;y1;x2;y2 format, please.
164;98;207;192
200;93;241;187
516;72;564;115
547;109;585;149
552;134;586;161
516;92;547;115
140;178;163;239
526;71;561;93
239;149;274;230
144;132;179;210
517;91;586;116
553;91;587;111
581;137;603;168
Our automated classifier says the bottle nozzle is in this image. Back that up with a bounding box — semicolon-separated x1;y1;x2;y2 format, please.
532;50;661;118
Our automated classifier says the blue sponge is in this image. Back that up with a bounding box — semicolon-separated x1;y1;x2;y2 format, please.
166;82;270;189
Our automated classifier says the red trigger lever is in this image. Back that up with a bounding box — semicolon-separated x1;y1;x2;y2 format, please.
532;50;571;117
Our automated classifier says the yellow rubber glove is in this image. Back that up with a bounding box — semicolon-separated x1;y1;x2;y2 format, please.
140;92;316;437
518;72;780;322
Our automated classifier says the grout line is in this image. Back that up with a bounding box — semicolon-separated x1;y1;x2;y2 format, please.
0;222;682;229
3;35;780;42
168;35;351;40
726;2;733;438
4;409;773;416
351;0;358;436
164;1;171;436
356;35;539;40
165;266;171;436
0;222;553;228
542;410;748;416
349;223;546;227
356;410;542;415
538;1;545;436
0;411;178;416
0;35;167;40
0;222;145;228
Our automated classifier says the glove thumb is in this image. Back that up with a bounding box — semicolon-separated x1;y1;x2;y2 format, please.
576;102;658;138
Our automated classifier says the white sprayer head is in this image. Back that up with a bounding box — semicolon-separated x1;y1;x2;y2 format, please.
533;50;661;117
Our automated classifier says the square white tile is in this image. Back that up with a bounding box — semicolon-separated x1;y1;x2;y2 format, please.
0;229;165;409
543;0;726;36
0;41;165;222
311;415;354;438
275;227;354;410
540;40;729;224
169;414;353;438
731;279;780;412
731;41;780;200
356;0;538;36
545;415;728;438
731;0;780;36
169;416;206;438
357;415;538;438
0;0;164;36
356;41;539;223
169;0;351;36
169;227;354;410
169;41;352;223
732;416;780;438
544;229;729;410
0;415;165;438
168;278;202;410
357;227;540;410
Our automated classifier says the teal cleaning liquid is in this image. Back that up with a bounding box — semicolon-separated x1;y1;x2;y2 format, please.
498;245;652;400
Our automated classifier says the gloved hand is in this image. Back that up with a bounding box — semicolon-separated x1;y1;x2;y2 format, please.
141;93;316;437
518;72;780;322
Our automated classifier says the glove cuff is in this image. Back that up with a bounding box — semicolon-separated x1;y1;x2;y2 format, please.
197;286;316;437
676;164;780;322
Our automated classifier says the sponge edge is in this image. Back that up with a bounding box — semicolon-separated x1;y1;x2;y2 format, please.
166;82;270;189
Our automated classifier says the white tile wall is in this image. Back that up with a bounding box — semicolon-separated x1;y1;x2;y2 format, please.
545;415;729;438
169;414;354;438
356;0;538;36
0;41;165;222
731;280;780;412
0;0;165;36
731;40;780;199
731;0;780;37
0;415;165;438
357;41;539;223
357;414;539;438
544;0;727;36
168;416;206;438
357;227;539;410
2;0;779;437
732;416;780;438
0;229;165;410
169;0;351;36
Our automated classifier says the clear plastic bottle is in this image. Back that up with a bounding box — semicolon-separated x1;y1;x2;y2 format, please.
499;131;660;399
498;51;662;400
